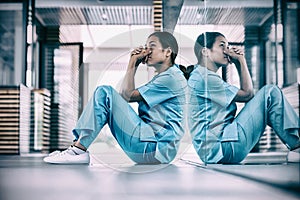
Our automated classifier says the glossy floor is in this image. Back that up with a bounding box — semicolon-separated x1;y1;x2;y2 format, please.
0;147;299;200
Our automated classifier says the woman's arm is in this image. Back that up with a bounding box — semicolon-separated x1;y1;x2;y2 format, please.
120;46;149;102
227;47;254;102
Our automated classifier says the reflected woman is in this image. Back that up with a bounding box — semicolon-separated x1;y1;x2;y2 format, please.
188;32;300;164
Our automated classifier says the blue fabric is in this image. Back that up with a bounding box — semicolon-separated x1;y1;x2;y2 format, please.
137;65;187;142
188;65;239;163
73;64;187;164
188;65;300;164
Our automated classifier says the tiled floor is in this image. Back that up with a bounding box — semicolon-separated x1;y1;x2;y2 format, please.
0;146;299;200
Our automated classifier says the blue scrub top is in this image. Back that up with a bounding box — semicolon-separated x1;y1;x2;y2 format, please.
137;64;187;161
188;65;239;162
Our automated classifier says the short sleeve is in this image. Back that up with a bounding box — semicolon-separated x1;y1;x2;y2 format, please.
138;73;175;108
207;73;239;107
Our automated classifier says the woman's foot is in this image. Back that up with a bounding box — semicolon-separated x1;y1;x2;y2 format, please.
43;145;90;164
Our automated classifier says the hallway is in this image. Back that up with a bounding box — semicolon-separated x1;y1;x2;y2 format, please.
0;148;299;200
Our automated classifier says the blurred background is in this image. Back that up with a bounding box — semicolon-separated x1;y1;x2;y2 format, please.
0;0;299;157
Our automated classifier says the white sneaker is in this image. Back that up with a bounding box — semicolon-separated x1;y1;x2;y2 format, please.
287;150;300;163
48;150;61;157
43;146;90;164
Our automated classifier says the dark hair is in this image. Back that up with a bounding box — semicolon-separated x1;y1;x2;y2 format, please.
148;31;178;65
194;32;225;64
179;64;194;80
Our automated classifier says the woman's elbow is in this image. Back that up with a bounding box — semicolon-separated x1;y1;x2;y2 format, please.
120;90;131;102
235;89;254;102
243;89;254;102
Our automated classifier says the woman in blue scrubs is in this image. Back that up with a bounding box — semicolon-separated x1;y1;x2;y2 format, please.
44;31;187;164
188;32;299;164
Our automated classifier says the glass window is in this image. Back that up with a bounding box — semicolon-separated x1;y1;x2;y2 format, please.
0;3;24;85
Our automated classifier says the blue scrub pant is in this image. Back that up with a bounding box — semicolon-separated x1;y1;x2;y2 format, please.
220;85;300;163
72;85;160;164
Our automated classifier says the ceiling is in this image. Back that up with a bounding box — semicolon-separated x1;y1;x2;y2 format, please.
0;0;275;62
34;0;274;27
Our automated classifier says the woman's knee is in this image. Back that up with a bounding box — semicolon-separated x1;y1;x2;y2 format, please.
94;85;114;96
262;84;284;104
93;85;119;101
262;84;281;96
